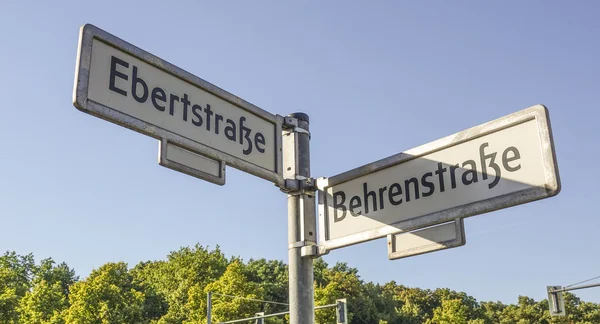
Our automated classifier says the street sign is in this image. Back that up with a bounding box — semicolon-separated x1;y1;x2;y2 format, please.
317;104;560;252
254;313;265;324
547;286;566;316
73;24;283;186
387;218;465;260
336;299;348;324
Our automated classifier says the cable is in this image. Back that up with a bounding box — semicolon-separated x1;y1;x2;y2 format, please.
211;293;289;306
565;275;600;288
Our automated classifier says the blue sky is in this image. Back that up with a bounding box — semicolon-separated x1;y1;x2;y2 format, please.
1;0;599;305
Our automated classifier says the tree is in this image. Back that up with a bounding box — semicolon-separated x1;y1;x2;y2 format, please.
496;296;551;324
480;301;507;324
577;299;600;324
62;262;145;323
242;258;288;324
17;280;68;324
34;258;78;297
132;244;229;323
394;287;438;323
427;298;470;324
314;262;378;324
129;261;169;323
202;260;265;323
17;258;77;324
0;251;36;323
313;258;329;289
3;248;600;324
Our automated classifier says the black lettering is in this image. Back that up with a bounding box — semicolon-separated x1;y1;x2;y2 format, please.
435;162;447;192
349;196;362;216
181;94;190;121
109;56;128;96
388;183;403;206
151;87;166;111
461;159;478;185
480;142;501;189
378;186;387;210
239;116;253;155
404;178;420;202
503;146;521;172
131;66;148;103
192;105;203;127
225;119;236;141
363;182;377;214
204;104;213;131
169;93;179;116
255;133;266;153
333;191;347;222
450;164;459;189
215;114;224;134
421;172;435;197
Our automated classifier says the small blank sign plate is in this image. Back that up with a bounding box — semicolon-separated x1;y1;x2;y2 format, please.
388;218;465;260
159;139;226;185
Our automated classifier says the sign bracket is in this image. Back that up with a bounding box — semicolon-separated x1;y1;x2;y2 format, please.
279;115;317;194
282;116;311;138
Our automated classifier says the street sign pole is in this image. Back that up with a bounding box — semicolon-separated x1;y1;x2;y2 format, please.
72;24;564;324
283;113;316;324
547;282;600;317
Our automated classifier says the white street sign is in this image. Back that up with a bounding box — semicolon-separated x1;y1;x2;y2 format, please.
73;24;283;185
317;104;560;252
387;219;465;260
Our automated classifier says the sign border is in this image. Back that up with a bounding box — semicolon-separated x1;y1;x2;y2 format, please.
387;218;465;260
72;24;284;186
317;104;560;253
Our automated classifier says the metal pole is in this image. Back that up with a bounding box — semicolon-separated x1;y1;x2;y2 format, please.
207;291;212;324
284;113;316;324
553;282;600;293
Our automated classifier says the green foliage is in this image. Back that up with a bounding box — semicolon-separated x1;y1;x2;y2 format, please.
242;258;288;324
314;261;378;324
0;252;36;323
131;244;229;323
17;280;68;324
203;260;264;323
2;249;600;324
427;299;470;323
62;262;145;323
17;258;77;324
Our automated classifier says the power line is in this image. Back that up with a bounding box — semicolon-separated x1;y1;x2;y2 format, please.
565;275;600;288
211;292;289;306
